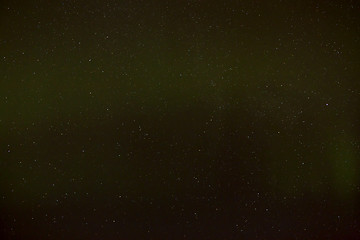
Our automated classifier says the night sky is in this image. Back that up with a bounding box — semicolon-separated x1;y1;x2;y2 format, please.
1;0;360;239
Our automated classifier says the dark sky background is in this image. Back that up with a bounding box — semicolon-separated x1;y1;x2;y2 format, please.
1;0;360;239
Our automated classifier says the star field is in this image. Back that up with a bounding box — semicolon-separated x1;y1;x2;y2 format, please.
1;0;360;239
